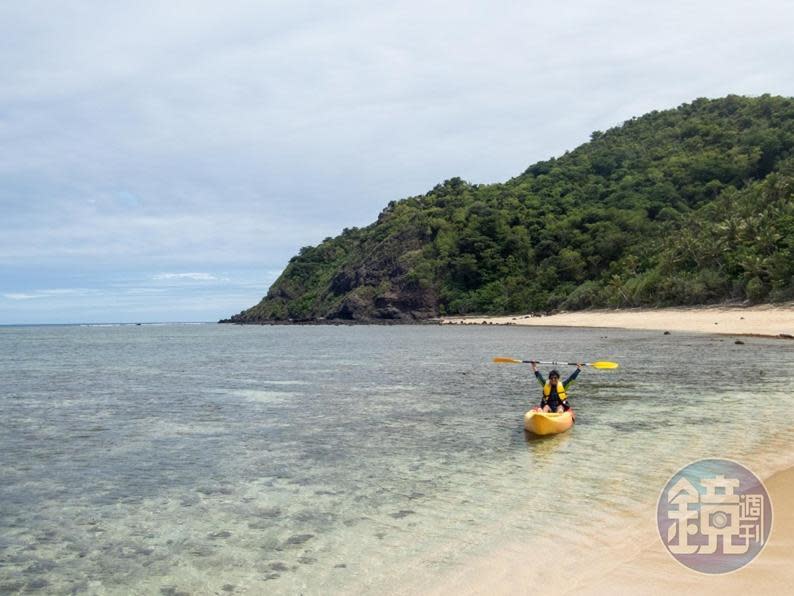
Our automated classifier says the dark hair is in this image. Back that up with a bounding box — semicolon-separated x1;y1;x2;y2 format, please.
549;369;560;379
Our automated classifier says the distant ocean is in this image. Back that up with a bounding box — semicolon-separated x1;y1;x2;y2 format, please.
2;324;793;594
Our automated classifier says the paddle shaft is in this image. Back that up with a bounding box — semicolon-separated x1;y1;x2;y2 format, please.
523;360;584;366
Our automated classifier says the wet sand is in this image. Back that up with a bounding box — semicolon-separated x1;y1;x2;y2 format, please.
441;304;794;338
427;465;794;595
576;465;794;595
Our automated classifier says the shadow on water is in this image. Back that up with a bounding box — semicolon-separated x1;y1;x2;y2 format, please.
523;429;573;456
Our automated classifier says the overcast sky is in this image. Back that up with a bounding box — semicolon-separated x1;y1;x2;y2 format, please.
1;0;793;323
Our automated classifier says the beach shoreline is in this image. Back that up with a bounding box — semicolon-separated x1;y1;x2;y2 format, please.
423;463;794;596
440;304;794;338
573;464;794;595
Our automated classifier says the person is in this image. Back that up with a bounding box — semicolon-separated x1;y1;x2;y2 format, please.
530;362;582;413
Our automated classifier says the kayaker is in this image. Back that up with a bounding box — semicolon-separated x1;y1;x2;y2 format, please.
530;362;582;412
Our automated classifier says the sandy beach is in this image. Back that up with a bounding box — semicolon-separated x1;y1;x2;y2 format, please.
573;465;794;595
441;304;794;338
427;465;794;595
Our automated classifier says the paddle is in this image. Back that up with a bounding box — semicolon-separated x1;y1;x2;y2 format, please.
493;357;619;369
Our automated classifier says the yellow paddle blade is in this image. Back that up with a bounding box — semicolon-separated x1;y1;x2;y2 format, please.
590;361;619;369
492;357;522;364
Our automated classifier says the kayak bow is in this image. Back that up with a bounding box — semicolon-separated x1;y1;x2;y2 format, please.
524;408;575;435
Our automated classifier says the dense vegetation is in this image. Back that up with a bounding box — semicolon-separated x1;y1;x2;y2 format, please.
225;95;794;323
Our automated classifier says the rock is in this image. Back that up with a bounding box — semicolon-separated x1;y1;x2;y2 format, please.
663;331;671;335
376;305;403;320
160;588;189;596
331;293;372;320
283;534;314;547
735;340;745;345
268;562;289;572
329;271;356;295
389;510;415;519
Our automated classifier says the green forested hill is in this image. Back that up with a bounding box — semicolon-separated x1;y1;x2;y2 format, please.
224;95;794;323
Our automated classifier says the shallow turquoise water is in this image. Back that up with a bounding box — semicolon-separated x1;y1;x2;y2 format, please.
1;324;793;594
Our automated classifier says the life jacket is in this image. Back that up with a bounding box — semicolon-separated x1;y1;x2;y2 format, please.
543;380;567;402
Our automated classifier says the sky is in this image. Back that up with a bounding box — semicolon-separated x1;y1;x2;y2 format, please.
1;0;793;324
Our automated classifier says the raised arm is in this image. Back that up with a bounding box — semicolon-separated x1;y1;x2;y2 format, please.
531;361;546;386
563;364;582;387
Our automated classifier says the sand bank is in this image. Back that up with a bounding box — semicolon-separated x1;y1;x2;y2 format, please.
441;304;794;337
426;465;794;595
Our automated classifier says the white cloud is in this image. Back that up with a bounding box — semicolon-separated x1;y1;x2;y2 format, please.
3;293;42;300
154;272;220;282
2;288;97;300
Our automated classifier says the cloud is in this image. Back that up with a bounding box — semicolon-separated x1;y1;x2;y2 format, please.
3;293;42;300
154;272;221;282
0;209;331;267
0;269;281;323
2;288;97;300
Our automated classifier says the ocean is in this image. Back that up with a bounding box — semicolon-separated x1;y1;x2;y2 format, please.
1;324;793;594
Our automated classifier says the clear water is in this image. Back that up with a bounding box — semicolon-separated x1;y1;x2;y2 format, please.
1;324;793;594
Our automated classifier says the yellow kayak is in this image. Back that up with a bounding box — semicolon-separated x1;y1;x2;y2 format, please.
524;408;575;435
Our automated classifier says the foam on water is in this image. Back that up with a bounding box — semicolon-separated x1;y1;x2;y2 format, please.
1;324;792;594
